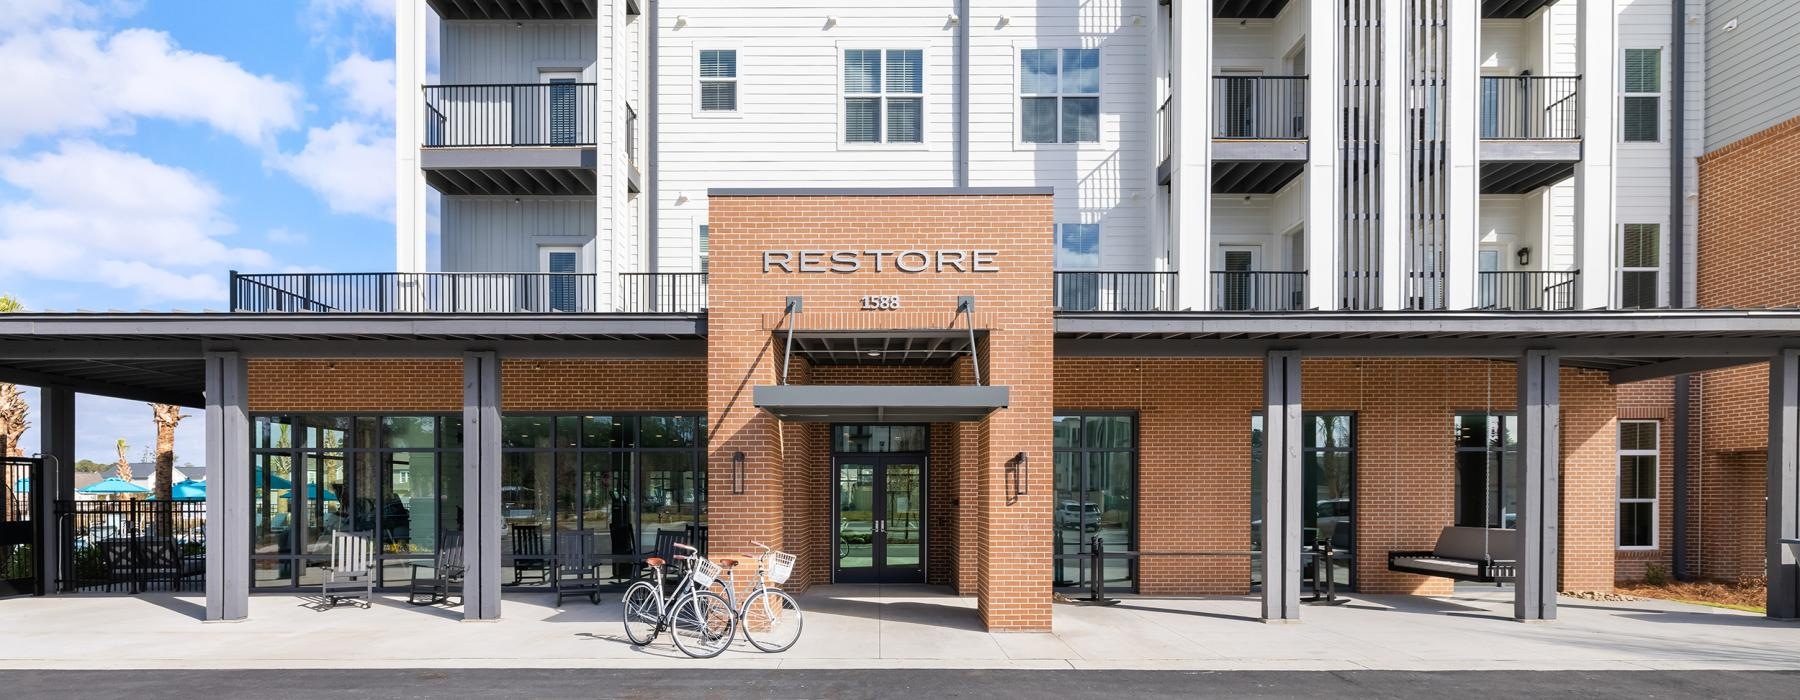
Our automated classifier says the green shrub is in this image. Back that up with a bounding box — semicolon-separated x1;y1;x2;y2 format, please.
1643;562;1670;586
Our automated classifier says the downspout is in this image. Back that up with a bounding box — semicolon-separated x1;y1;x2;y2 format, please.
647;0;660;276
1669;0;1690;581
955;0;971;187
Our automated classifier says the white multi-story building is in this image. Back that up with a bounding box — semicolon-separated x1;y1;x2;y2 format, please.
392;0;1700;314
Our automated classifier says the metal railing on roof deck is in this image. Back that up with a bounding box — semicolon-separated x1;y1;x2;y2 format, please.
1481;76;1582;140
619;272;708;313
1213;76;1307;139
1055;271;1179;311
423;83;598;147
230;271;602;313
1479;270;1580;310
1212;270;1308;311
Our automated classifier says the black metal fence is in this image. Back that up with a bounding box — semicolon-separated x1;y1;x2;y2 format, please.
59;499;207;593
423;83;598;147
1479;270;1580;310
1;458;43;597
1481;76;1582;140
1214;76;1307;139
232;271;602;313
619;272;709;313
1055;271;1179;312
1212;271;1308;311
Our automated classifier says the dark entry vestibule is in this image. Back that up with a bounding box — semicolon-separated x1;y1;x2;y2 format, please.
832;425;927;584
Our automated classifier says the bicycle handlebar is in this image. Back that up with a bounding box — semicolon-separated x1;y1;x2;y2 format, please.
673;542;697;552
750;541;774;552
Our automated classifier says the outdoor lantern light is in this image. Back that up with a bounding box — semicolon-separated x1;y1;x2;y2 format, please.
1516;247;1532;267
732;451;746;495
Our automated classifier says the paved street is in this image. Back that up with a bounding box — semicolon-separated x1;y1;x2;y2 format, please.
1;669;1794;699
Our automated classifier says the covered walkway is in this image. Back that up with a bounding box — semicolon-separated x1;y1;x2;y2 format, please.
0;586;1794;671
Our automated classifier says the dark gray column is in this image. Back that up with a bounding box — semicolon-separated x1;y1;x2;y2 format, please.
38;385;74;594
1767;349;1800;619
1515;350;1560;621
1262;350;1303;621
462;351;502;621
204;352;250;621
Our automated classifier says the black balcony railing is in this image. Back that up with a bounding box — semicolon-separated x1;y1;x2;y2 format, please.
1212;271;1308;311
423;83;598;148
1478;270;1579;310
1055;272;1178;312
1214;76;1306;139
231;271;602;313
619;272;708;313
1481;76;1581;140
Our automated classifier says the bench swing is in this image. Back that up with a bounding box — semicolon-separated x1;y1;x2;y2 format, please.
1385;360;1518;584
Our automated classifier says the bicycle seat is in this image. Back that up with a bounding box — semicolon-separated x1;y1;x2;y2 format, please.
644;556;665;567
717;558;739;569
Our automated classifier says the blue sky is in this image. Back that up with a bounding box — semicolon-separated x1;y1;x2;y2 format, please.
2;0;407;465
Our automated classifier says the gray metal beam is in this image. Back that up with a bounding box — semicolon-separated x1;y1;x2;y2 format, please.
420;147;597;171
231;339;705;359
1516;350;1560;621
1479;141;1582;162
1262;350;1303;622
204;352;250;621
1609;356;1769;384
463;351;504;621
37;385;74;594
1213;141;1308;162
1056;337;1800;361
707;186;1053;197
1768;349;1800;619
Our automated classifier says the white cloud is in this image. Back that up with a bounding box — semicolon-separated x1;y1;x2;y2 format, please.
274;121;395;221
266;227;309;245
328;53;395;119
0;27;302;147
0;141;271;304
308;0;396;21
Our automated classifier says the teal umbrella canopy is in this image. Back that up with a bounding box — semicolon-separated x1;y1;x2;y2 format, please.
11;477;25;493
150;479;207;501
280;483;339;502
78;477;151;495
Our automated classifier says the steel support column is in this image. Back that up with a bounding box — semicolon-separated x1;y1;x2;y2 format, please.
462;351;503;621
1516;350;1560;621
37;385;74;594
1767;349;1800;619
204;352;250;621
1262;350;1303;621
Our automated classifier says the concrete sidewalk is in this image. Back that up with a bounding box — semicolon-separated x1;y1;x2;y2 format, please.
0;585;1793;671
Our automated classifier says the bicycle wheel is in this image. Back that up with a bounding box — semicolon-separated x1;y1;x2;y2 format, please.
621;580;661;646
740;588;804;653
669;589;737;659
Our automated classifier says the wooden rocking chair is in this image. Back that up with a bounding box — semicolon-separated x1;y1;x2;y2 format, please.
320;530;375;608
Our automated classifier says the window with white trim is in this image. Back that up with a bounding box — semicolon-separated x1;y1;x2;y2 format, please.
697;224;710;272
1618;223;1661;309
844;49;924;143
1021;48;1100;143
1622;48;1661;143
1618;420;1659;549
699;50;737;112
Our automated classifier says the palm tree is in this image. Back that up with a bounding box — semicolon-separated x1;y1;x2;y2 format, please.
0;294;24;457
150;404;187;502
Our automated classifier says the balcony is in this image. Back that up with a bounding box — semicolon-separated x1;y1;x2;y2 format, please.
1212;271;1308;312
421;83;598;196
231;272;709;314
1480;75;1582;194
1212;76;1306;195
1478;270;1579;311
1055;272;1179;312
424;0;600;20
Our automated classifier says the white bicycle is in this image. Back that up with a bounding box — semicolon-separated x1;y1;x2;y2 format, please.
711;541;804;653
620;542;737;658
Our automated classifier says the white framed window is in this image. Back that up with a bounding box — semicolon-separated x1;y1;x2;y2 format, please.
538;246;583;312
1617;420;1659;549
1617;223;1661;309
1056;223;1100;270
1621;48;1662;143
697;224;710;272
698;49;737;112
1020;48;1100;144
844;49;924;144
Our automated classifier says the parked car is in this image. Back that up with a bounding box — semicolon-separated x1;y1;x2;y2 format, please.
1059;500;1102;531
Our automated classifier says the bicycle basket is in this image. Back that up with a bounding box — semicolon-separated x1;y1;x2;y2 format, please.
767;551;797;585
690;557;723;588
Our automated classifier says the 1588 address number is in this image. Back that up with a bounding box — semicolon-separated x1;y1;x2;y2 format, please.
860;295;902;310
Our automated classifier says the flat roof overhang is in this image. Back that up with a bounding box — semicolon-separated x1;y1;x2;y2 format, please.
753;385;1010;423
0;312;706;407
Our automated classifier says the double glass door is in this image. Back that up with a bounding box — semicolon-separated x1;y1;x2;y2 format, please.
834;456;924;583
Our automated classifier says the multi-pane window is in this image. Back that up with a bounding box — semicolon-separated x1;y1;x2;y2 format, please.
1053;414;1136;592
1618;421;1660;549
1021;48;1100;143
1618;223;1661;309
844;49;924;143
1622;48;1661;143
1454;413;1518;529
1250;413;1357;590
699;50;737;112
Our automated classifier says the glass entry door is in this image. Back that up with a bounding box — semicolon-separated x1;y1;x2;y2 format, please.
834;455;924;583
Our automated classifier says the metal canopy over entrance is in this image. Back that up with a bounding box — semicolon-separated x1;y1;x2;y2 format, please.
754;385;1009;423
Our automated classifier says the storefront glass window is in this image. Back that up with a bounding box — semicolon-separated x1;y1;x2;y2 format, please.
1052;413;1136;593
1251;413;1357;590
1454;413;1518;528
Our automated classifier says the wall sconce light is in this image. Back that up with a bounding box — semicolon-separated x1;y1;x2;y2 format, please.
674;14;688;28
732;451;746;495
947;13;960;26
824;15;839;28
1006;452;1029;498
997;15;1011;27
1516;247;1531;267
1131;15;1146;27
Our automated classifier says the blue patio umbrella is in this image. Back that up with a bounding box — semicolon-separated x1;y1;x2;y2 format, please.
149;479;207;501
255;469;293;490
12;477;26;493
77;476;151;495
279;483;339;502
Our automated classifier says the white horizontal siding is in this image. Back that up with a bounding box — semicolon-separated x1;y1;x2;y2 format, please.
1704;0;1800;150
442;196;597;273
440;20;598;84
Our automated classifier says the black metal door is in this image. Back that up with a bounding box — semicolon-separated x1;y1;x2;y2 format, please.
0;457;45;597
834;455;925;584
